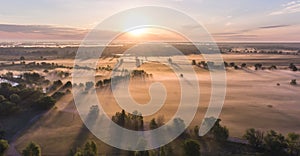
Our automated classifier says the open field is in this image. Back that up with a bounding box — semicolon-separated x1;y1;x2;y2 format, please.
0;52;297;155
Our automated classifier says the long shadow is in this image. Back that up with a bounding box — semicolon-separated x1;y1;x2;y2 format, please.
70;105;99;149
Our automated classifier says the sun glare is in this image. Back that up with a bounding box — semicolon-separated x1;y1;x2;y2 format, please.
129;28;148;36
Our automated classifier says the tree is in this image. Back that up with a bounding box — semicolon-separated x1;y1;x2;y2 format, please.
53;80;63;88
83;141;97;156
263;130;287;156
183;139;200;156
224;61;229;67
34;96;56;110
289;63;298;71
20;56;25;60
207;119;229;142
0;139;9;156
172;118;186;136
85;81;94;91
241;63;247;68
192;60;197;65
156;115;165;127
194;125;199;137
254;63;263;70
286;132;300;156
96;80;103;87
290;79;297;85
22;142;41;156
149;118;158;130
243;128;264;149
63;81;72;89
10;94;21;104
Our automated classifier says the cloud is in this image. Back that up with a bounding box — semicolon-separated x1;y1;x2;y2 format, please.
269;0;300;15
211;24;294;41
0;24;87;39
0;24;121;40
259;24;290;29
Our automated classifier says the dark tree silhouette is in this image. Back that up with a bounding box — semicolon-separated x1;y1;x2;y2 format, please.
22;142;41;156
183;139;200;156
243;128;264;149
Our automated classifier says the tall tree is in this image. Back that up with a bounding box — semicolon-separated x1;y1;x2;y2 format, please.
22;142;41;156
183;139;200;156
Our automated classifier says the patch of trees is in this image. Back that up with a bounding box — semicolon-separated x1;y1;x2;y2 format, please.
70;140;98;156
23;72;45;84
268;65;277;70
289;63;298;71
47;80;63;91
202;117;229;142
131;70;152;78
1;72;47;85
191;60;226;70
98;65;112;71
22;142;41;156
0;82;56;116
254;63;263;70
112;110;144;131
244;128;300;156
183;139;200;156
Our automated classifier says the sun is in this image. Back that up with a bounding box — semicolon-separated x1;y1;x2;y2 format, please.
128;28;148;36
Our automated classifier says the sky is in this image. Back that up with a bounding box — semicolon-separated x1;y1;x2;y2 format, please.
0;0;299;42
